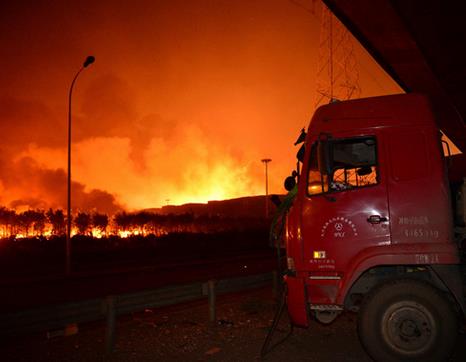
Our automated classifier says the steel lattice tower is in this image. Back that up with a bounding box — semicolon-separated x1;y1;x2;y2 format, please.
314;4;361;109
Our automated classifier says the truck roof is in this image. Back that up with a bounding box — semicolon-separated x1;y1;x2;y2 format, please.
309;93;465;181
309;93;435;135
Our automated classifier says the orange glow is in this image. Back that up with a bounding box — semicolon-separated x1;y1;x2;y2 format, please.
90;228;104;238
0;217;170;239
118;230;132;239
0;1;402;213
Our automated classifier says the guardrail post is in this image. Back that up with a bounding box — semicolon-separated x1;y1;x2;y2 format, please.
207;279;216;324
105;295;116;353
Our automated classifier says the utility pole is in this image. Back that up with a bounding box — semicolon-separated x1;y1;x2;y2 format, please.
261;158;272;218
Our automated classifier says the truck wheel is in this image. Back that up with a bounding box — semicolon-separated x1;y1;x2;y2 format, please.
358;279;457;362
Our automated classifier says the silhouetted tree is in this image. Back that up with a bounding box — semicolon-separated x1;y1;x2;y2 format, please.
75;212;91;235
133;211;151;234
18;210;38;236
148;213;165;236
46;209;66;235
114;211;131;232
8;209;18;235
32;210;46;236
0;207;9;237
0;207;16;237
92;212;109;235
23;209;47;236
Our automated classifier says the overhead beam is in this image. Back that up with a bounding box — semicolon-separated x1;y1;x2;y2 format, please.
323;0;465;153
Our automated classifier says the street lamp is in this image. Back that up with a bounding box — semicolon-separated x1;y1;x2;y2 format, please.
261;158;272;218
66;55;95;275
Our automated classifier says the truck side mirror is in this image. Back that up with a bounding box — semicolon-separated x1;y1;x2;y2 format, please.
317;140;333;175
284;176;296;191
296;144;305;163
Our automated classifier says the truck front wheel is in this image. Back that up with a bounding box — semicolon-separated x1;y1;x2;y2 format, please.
358;279;457;362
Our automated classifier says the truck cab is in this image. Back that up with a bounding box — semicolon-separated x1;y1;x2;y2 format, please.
284;93;465;361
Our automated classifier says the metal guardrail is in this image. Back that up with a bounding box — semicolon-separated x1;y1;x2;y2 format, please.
1;271;278;351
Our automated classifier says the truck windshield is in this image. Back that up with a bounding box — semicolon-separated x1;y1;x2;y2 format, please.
308;136;378;196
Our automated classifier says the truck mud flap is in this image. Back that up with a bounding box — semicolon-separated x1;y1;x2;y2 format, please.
285;275;310;327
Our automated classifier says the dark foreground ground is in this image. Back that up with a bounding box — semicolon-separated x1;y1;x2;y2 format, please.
3;287;466;362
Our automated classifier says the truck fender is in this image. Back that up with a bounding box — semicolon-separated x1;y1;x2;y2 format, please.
429;264;466;317
336;253;417;305
336;242;461;305
337;257;465;319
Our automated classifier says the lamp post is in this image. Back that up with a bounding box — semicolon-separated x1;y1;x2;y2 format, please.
66;55;95;275
261;158;272;218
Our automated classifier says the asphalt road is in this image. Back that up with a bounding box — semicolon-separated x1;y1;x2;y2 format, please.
3;287;466;362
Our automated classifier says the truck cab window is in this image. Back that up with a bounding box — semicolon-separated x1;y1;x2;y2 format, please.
307;136;378;196
307;142;329;195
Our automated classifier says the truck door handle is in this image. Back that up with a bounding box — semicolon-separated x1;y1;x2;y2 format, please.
367;215;388;224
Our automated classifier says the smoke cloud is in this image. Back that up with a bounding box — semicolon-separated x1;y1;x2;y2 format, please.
0;0;401;213
0;153;121;214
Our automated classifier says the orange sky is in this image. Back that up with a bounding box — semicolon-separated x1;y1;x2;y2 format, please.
0;0;401;213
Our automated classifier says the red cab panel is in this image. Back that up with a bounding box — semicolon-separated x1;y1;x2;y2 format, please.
285;94;460;313
284;275;310;327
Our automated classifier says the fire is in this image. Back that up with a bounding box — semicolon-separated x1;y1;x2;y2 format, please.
17;128;270;211
168;161;254;205
118;230;131;238
0;217;155;240
0;0;407;216
0;202;265;240
90;228;104;239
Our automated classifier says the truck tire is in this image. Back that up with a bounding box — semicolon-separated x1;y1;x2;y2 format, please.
357;279;457;362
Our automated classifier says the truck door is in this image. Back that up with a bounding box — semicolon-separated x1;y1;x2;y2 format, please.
385;127;452;246
300;133;390;275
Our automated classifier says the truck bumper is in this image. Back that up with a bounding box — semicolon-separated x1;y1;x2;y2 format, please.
285;275;310;327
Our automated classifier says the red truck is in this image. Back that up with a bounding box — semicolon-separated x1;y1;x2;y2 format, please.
282;93;466;361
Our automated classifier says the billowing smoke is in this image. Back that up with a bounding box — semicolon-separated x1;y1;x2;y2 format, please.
0;153;121;214
0;93;122;213
0;1;402;213
0;73;267;212
0;96;65;150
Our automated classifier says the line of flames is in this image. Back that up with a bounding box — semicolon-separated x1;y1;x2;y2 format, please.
0;227;169;240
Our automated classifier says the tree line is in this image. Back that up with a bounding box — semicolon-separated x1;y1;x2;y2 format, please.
0;206;266;239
